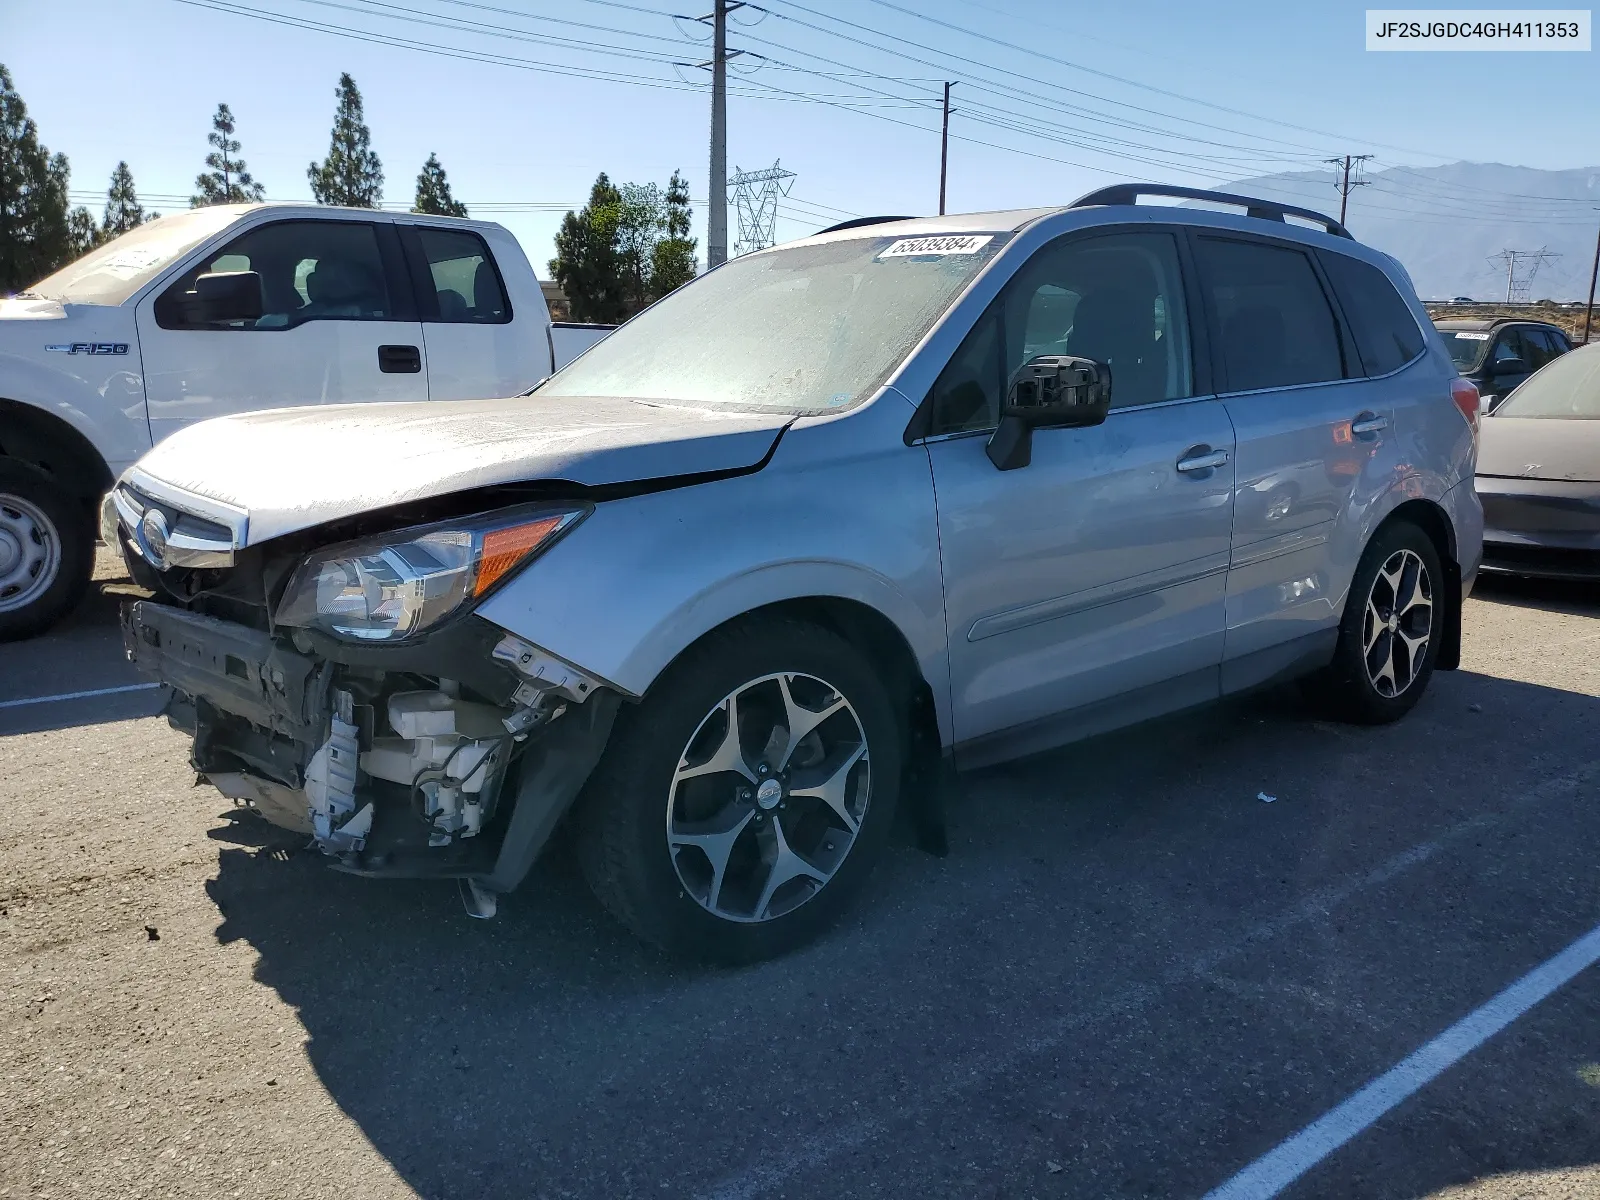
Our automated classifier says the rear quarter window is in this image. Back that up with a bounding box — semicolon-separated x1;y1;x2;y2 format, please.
1320;251;1424;376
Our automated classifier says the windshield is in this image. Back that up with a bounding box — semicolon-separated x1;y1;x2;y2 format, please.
1435;326;1490;370
539;232;1010;414
24;207;246;305
1493;345;1600;419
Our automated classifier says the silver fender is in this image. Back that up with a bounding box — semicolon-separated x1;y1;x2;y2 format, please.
475;393;956;744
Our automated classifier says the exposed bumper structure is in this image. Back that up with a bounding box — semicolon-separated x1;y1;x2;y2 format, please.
122;600;619;893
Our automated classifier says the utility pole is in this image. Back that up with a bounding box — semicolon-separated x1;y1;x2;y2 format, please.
707;0;730;268
689;0;745;267
1584;218;1599;345
939;82;955;216
1323;154;1372;226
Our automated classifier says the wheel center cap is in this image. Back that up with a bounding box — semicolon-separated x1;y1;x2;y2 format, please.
0;529;18;576
755;778;783;810
1387;615;1398;633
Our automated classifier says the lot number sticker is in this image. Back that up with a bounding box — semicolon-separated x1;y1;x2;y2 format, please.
1454;331;1491;340
878;234;993;258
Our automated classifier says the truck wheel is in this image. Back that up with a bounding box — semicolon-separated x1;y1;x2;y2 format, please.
0;460;94;642
1311;519;1444;725
576;617;902;963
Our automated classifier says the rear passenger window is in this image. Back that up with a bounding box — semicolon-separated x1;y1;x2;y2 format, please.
1320;252;1424;376
1521;328;1558;370
1195;237;1344;393
413;227;510;323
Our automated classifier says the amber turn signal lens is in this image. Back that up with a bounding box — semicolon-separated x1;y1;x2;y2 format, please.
474;515;566;597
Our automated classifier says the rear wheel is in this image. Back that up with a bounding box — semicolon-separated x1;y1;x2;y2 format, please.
1313;520;1444;724
0;460;93;642
576;617;902;963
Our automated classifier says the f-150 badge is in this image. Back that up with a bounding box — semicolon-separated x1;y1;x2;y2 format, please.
45;342;129;355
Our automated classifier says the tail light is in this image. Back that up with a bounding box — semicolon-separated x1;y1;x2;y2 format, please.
1450;377;1480;433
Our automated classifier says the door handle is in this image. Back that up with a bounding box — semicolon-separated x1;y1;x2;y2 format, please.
1176;447;1228;473
1350;412;1389;436
378;344;422;374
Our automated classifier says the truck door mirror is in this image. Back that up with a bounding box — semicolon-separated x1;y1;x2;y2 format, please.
986;355;1111;471
193;271;265;325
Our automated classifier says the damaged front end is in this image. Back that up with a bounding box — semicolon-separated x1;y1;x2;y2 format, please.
112;485;621;910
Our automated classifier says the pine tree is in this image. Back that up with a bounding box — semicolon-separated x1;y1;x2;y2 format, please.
412;152;466;217
191;103;265;206
102;161;146;237
49;151;98;257
548;173;626;324
651;168;698;297
307;73;383;208
0;64;75;291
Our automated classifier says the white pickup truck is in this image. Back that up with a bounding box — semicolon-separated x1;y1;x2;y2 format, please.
0;203;612;639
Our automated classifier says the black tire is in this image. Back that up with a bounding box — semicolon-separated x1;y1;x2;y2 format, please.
576;616;903;963
0;459;94;642
1313;519;1445;724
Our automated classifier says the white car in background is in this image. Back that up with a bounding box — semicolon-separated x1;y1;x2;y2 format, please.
0;204;611;639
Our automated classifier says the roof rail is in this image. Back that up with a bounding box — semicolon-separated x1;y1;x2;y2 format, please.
814;215;915;235
1069;184;1352;240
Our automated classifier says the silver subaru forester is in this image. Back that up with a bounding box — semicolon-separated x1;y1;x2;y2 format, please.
111;185;1483;962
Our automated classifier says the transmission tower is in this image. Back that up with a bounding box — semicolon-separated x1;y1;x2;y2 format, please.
1488;248;1561;304
729;161;796;256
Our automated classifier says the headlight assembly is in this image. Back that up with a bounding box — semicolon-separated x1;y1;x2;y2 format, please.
275;504;588;643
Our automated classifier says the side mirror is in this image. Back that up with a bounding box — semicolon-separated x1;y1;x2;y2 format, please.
986;355;1111;471
194;270;264;324
1491;356;1527;377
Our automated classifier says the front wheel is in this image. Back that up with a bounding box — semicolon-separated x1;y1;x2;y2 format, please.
1312;520;1445;724
0;460;94;642
576;617;902;963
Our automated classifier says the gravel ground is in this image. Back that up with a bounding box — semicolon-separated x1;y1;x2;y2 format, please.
3;556;1599;1199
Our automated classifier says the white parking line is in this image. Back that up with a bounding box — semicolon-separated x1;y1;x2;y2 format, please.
1203;920;1600;1200
0;682;161;711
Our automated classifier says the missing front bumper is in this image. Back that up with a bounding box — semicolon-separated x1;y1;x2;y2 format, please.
121;600;621;890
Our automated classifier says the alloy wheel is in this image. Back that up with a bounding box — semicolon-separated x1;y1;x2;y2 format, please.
1363;548;1433;698
666;671;871;923
0;492;61;615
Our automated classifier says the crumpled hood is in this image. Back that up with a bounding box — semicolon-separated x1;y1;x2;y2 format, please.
1476;416;1600;483
129;393;790;545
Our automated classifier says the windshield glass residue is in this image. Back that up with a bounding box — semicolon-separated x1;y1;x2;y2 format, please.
1494;345;1600;419
24;207;246;306
538;233;1009;415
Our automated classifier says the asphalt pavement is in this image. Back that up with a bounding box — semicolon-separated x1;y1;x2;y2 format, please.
3;552;1600;1200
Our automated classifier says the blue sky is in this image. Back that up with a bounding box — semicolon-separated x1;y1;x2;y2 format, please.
4;0;1596;273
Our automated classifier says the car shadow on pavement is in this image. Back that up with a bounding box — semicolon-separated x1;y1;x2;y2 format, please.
1472;572;1600;618
203;667;1600;1199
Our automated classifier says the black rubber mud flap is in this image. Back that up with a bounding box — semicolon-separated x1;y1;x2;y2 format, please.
903;684;952;857
1437;559;1463;671
481;691;621;893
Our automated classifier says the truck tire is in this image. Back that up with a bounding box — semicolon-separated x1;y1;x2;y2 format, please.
1310;519;1444;724
576;616;902;963
0;459;94;641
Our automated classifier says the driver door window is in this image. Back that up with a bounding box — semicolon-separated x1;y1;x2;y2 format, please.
155;220;393;330
927;231;1193;435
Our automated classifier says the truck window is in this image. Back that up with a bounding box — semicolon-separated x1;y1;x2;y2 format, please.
412;227;510;323
154;220;392;330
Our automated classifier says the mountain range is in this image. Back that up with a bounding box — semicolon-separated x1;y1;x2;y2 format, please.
1222;162;1600;302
